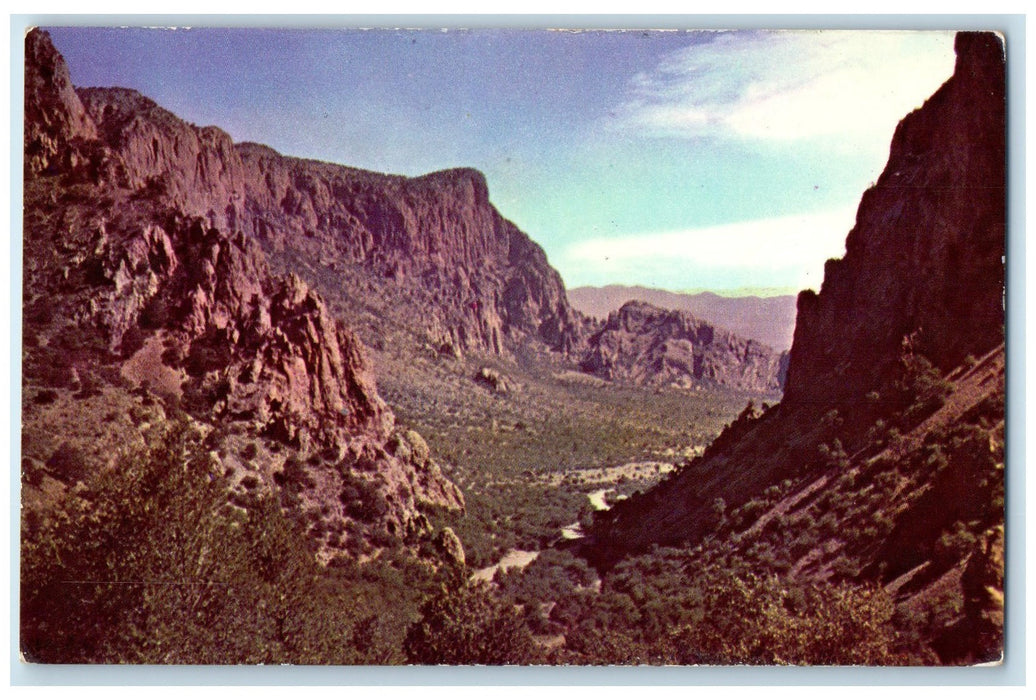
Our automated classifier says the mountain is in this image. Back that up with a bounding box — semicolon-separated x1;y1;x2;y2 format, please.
783;32;1005;408
589;31;1005;664
22;28;465;560
579;301;788;393
37;66;585;363
568;285;797;351
22;28;783;665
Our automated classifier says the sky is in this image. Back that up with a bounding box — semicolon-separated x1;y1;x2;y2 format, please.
43;26;957;295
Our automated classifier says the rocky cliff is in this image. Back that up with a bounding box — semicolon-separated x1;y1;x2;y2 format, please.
589;32;1005;664
57;77;582;359
22;28;464;559
782;31;1005;408
580;301;787;393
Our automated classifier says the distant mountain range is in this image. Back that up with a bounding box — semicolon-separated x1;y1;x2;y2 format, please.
568;285;797;351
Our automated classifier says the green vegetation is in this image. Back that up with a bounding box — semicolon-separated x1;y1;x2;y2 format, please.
403;580;541;664
479;546;914;665
20;421;447;664
381;353;753;568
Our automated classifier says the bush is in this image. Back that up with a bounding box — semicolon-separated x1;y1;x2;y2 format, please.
669;564;904;665
45;442;90;483
933;521;978;569
403;581;540;664
339;473;388;522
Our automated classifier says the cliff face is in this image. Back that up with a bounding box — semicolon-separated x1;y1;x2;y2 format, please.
64;83;582;358
22;29;464;558
580;301;787;393
23;27;97;174
783;32;1005;408
589;32;1005;664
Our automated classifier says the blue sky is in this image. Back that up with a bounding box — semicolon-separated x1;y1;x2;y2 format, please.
43;27;956;294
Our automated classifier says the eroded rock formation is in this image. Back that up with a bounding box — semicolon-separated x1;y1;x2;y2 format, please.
580;301;787;393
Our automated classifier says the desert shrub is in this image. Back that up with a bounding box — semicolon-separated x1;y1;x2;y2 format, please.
933;521;978;569
33;389;59;405
818;439;850;470
31;347;78;388
498;549;597;606
711;497;727;520
402;581;540;664
730;498;768;530
339;473;388;522
117;324;146;358
821;409;844;432
184;332;233;377
139;293;171;329
241;441;259;461
274;455;315;491
558;548;911;665
867;419;889;445
896;351;953;428
667;564;903;665
44;442;90;483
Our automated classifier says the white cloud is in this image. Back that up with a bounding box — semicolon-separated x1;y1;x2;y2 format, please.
556;206;859;291
612;30;956;145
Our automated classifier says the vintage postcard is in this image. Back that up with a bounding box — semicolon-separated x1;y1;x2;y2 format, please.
20;23;1005;667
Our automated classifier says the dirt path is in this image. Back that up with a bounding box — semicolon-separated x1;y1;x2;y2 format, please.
560;522;583;540
543;460;675;488
470;549;540;582
587;488;610;511
475;461;665;577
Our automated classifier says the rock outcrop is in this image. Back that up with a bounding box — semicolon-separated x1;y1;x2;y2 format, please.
23;26;97;174
782;32;1005;408
22;28;464;558
568;285;798;351
580;301;787;393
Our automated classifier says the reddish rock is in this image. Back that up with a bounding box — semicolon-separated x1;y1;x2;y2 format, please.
589;33;1005;663
783;31;1005;409
22;28;463;557
23;26;97;174
580;301;787;393
66;79;583;359
568;285;798;352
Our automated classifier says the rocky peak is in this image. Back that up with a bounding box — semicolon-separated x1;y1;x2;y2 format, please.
580;300;787;393
783;31;1005;409
23;29;97;174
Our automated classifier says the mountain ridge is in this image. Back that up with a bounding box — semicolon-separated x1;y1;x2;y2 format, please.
568;284;797;351
22;28;466;560
64;75;585;361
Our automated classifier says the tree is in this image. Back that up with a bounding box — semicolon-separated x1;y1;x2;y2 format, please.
403;581;540;665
